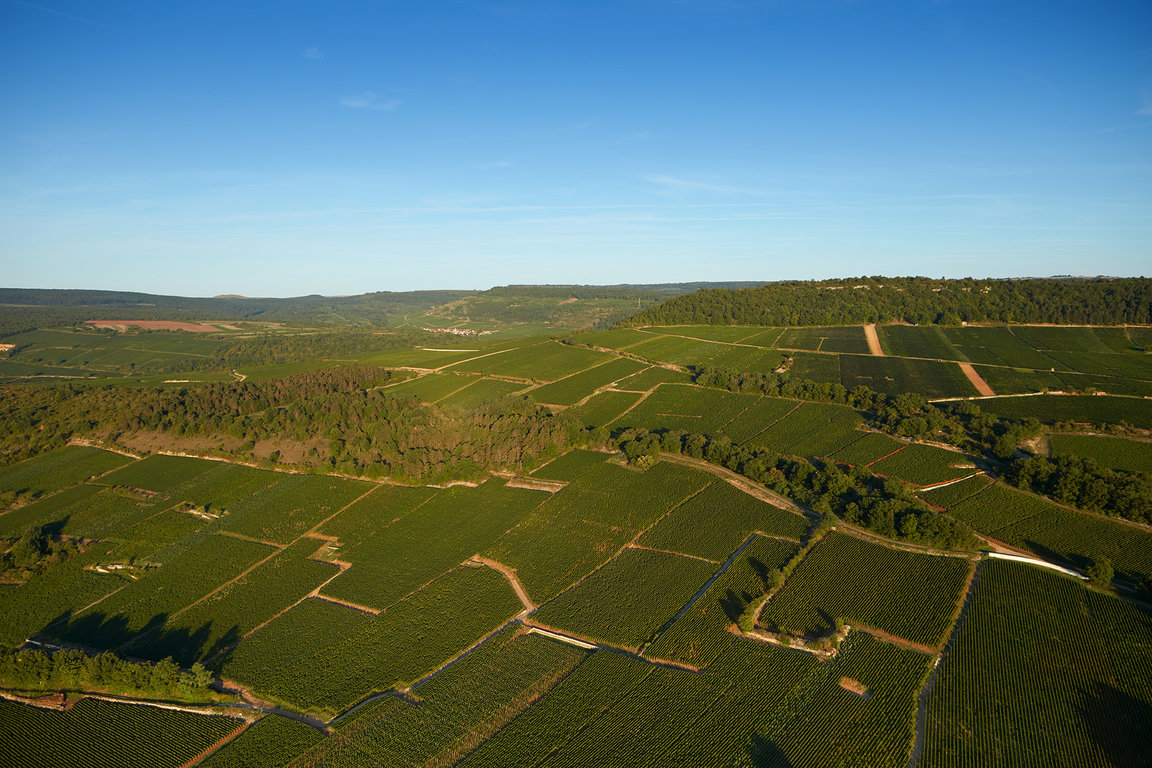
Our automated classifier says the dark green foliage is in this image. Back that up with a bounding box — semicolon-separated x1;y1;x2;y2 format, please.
0;525;80;583
620;277;1152;327
0;367;584;483
0;646;214;701
1085;556;1114;587
1003;453;1152;525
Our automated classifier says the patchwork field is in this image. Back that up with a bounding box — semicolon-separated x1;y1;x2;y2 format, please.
3;315;1152;767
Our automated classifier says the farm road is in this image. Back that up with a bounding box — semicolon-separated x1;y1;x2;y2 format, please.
469;556;536;612
957;362;996;396
864;324;884;356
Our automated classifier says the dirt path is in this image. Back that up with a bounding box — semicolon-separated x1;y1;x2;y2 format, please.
432;345;519;372
864;324;884;356
918;472;985;493
854;625;938;656
469;556;536;612
520;619;699;672
311;594;382;615
627;544;718;564
957;362;996;396
504;477;566;493
839;524;976;560
658;453;813;519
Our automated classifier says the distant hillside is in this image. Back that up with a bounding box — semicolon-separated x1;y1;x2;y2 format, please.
618;277;1152;327
0;282;759;337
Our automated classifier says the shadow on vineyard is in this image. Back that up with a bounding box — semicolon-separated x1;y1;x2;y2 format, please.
748;734;794;767
1079;682;1152;767
42;610;242;668
719;587;755;623
718;556;773;622
1021;539;1087;571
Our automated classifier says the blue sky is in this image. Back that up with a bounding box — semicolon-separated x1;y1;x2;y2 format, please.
2;0;1149;296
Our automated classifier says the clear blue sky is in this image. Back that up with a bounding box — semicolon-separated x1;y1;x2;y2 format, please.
2;0;1149;296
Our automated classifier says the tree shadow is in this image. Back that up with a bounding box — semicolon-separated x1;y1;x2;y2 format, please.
1078;681;1152;767
719;588;756;624
748;734;794;768
815;608;837;636
748;556;771;589
39;609;241;668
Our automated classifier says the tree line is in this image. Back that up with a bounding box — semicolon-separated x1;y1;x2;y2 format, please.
620;277;1152;327
610;427;979;551
691;365;1152;527
0;646;214;702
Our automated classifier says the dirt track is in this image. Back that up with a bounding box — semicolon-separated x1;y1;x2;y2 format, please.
957;362;996;396
864;324;884;356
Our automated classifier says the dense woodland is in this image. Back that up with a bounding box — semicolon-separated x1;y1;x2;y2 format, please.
620;277;1152;326
0;367;585;484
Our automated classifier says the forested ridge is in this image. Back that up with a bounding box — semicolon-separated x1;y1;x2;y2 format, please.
0;367;583;484
619;277;1152;327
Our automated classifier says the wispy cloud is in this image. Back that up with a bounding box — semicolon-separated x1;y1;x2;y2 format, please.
339;91;402;111
10;0;117;30
305;47;324;60
474;160;513;170
645;175;762;196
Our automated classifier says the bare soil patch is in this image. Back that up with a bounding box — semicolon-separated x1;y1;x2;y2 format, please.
87;320;221;332
839;677;870;697
118;431;245;455
864;324;885;356
957;362;996;397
